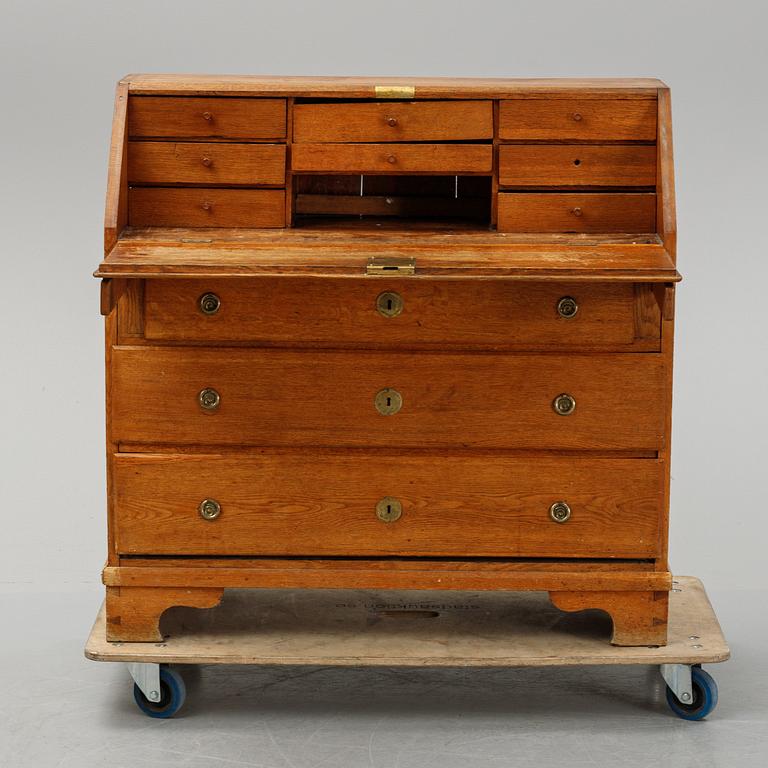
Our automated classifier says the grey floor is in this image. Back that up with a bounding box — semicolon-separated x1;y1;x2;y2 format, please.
1;587;765;768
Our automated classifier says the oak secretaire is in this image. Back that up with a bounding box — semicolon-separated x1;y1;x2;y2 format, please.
96;75;679;646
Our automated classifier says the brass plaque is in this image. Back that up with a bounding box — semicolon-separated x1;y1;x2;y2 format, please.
374;85;415;99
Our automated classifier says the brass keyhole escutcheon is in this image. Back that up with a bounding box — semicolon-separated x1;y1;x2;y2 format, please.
199;498;221;520
374;388;402;416
199;387;221;411
549;501;571;523
552;393;576;416
556;296;578;318
199;292;221;315
376;497;402;523
376;291;403;318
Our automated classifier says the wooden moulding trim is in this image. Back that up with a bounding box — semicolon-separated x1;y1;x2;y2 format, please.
104;82;129;256
121;75;666;99
103;564;672;592
657;87;677;262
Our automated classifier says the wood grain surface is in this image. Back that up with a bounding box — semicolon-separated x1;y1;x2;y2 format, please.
128;188;285;227
497;192;656;233
113;453;663;558
128;142;286;185
292;143;493;174
498;145;656;187
128;97;286;139
498;98;657;141
293;101;493;142
143;278;657;349
110;347;666;450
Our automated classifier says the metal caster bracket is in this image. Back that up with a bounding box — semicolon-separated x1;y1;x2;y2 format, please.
128;662;161;703
660;663;693;704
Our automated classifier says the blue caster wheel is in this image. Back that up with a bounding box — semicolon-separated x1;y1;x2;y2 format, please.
133;666;186;718
666;666;718;720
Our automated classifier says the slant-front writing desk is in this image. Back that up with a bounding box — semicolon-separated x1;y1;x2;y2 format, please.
96;75;680;649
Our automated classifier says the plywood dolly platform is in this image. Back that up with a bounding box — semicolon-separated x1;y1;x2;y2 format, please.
85;576;729;721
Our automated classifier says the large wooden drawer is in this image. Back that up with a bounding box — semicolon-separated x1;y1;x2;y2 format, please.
293;101;493;142
497;192;656;233
128;97;287;139
291;144;492;174
128;188;285;228
498;98;657;141
143;279;660;350
113;453;663;558
498;145;656;187
128;142;286;186
111;348;665;450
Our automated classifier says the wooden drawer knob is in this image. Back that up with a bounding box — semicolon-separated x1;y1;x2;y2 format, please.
386;116;398;127
386;154;397;164
571;207;583;217
572;112;583;122
201;201;213;211
202;111;213;121
201;156;213;167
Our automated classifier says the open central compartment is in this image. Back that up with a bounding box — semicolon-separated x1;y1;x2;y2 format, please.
293;174;493;229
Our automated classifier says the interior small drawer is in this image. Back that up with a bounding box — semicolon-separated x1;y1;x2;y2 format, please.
499;145;656;187
293;100;493;142
128;188;285;228
113;453;663;558
110;348;665;451
291;143;492;174
143;278;657;350
497;192;656;233
128;97;287;139
498;98;657;141
128;142;286;186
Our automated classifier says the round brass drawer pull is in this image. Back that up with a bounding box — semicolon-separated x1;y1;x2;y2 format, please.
552;393;576;416
556;296;579;318
199;387;221;411
376;497;402;523
199;498;221;520
201;201;213;211
199;292;221;315
374;387;402;416
550;501;571;523
376;291;403;318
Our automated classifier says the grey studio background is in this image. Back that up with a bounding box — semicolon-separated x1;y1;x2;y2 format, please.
1;1;766;766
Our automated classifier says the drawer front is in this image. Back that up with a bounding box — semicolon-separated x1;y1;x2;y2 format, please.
111;348;665;450
498;98;657;141
128;97;287;139
499;145;656;187
291;143;493;174
497;193;656;233
128;143;286;186
113;453;663;558
293;101;493;142
144;279;657;350
128;188;285;228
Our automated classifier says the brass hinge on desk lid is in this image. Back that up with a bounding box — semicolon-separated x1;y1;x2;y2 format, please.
366;256;416;276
